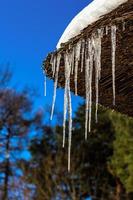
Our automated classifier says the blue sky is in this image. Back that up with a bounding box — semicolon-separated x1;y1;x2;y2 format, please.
0;2;93;198
0;0;92;114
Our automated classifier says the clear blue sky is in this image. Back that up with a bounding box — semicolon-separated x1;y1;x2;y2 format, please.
0;0;92;113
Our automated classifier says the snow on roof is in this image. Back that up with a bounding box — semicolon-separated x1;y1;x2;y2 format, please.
57;0;128;49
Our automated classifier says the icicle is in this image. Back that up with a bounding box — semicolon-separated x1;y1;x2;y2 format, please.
63;52;72;171
68;50;73;75
63;52;72;148
67;81;72;171
93;29;103;123
43;70;47;97
85;56;90;140
74;41;81;95
52;55;57;77
63;79;68;148
81;39;85;72
85;37;94;139
50;53;61;120
106;26;109;35
111;25;117;106
88;38;94;133
71;47;75;75
44;74;47;97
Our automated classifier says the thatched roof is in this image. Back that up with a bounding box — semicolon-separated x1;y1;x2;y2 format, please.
43;0;133;117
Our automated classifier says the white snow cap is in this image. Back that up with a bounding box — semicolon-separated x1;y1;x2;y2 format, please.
57;0;127;49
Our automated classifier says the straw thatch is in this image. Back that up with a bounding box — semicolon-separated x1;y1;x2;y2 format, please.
43;0;133;117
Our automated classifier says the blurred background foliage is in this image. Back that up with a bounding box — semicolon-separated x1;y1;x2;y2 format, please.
0;68;133;200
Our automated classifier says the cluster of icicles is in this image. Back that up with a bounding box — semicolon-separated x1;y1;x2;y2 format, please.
44;24;120;171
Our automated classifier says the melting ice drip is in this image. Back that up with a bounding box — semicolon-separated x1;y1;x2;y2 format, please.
63;52;73;171
111;25;117;106
85;38;94;139
50;54;61;120
47;24;118;171
43;69;47;97
93;28;104;123
85;28;104;139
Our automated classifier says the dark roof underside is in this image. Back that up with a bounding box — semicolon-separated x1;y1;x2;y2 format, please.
43;0;133;117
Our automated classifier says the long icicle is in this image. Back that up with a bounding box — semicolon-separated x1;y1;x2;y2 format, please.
50;54;61;120
85;39;90;140
63;52;72;171
93;29;103;123
85;57;90;140
67;80;72;172
81;39;85;72
111;25;117;106
63;78;68;147
88;38;94;133
63;53;69;148
63;52;72;148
